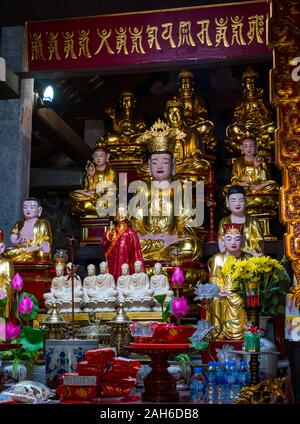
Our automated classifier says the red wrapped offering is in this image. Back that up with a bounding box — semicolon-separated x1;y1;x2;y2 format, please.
111;358;141;368
100;380;136;399
85;348;116;364
56;384;97;401
103;370;138;381
135;324;195;343
109;366;140;376
77;361;108;384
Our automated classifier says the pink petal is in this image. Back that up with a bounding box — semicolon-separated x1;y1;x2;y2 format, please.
11;273;23;291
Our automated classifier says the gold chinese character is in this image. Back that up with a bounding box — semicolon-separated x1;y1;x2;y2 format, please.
231;16;246;46
95;28;115;55
215;17;229;47
247;15;265;44
129;27;145;54
30;32;45;61
78;29;92;58
161;23;176;48
196;20;213;46
146;25;161;50
62;31;77;59
178;21;196;48
46;32;61;60
115;27;128;55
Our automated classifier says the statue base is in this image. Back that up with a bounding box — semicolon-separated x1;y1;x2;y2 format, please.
13;261;55;308
79;217;110;245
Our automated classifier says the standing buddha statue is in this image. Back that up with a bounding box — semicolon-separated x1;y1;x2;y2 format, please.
208;223;250;340
177;70;216;154
69;139;117;219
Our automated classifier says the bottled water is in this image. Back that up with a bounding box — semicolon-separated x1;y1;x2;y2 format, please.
189;367;205;403
238;361;250;387
205;362;217;404
215;362;226;403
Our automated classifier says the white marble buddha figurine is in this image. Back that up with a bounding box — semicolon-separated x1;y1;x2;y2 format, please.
82;264;97;312
91;261;118;312
116;263;131;308
59;262;83;313
44;264;65;313
122;260;153;312
150;262;174;311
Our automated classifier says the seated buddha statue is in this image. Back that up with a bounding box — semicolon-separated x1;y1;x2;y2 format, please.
150;262;174;311
82;264;97;312
164;97;210;176
69;139;117;219
177;70;216;154
0;240;15;319
92;261;118;312
116;263;131;308
225;136;279;215
208;223;250;340
226;67;275;158
4;197;52;262
133;121;204;262
122;260;153;312
57;263;83;313
105;91;146;160
218;185;264;256
44;263;66;313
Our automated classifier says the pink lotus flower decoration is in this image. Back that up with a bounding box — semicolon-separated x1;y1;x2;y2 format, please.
11;273;23;291
171;267;185;286
6;322;21;340
172;296;189;318
18;296;34;315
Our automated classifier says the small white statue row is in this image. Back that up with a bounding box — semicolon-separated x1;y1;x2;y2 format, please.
44;261;174;313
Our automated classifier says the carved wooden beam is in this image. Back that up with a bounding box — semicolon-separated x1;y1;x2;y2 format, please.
33;106;92;165
269;0;300;305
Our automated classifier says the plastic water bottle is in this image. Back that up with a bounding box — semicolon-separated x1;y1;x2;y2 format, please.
215;362;226;403
238;361;250;387
189;367;205;403
226;362;238;401
205;362;216;404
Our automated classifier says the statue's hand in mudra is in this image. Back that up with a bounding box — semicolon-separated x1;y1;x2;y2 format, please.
41;241;51;254
254;156;263;168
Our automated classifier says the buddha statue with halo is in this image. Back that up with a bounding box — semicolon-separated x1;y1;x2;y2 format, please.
226;67;275;161
133;120;204;262
69;139;117;219
177;69;216;154
4;197;52;262
218;185;264;256
208;223;250;340
150;262;174;311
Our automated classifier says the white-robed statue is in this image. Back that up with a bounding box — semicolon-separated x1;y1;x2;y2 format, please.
150;262;174;311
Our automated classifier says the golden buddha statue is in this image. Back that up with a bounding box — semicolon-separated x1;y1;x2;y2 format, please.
105;91;146;160
229;136;279;212
226;67;275;160
177;70;216;154
218;185;264;256
69;140;117;219
132;120;204;261
0;241;14;318
164;97;210;176
4;198;52;262
208;223;249;340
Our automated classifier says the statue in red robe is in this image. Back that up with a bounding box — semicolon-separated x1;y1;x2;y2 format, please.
104;206;144;282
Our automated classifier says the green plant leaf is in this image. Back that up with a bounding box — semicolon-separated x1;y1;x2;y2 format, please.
19;326;47;352
154;294;167;307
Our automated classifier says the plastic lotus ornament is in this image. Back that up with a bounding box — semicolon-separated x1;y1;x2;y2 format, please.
11;273;23;291
172;296;189;318
18;295;34;315
171;267;185;286
194;283;220;301
6;322;21;340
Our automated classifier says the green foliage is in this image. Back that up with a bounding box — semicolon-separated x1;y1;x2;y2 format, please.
19;326;47;352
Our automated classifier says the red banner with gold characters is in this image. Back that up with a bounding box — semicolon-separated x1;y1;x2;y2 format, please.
25;0;269;72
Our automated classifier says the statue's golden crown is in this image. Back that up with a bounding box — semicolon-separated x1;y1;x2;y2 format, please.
137;119;185;153
166;97;183;110
178;69;194;80
95;137;108;152
242;67;259;80
223;223;244;234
